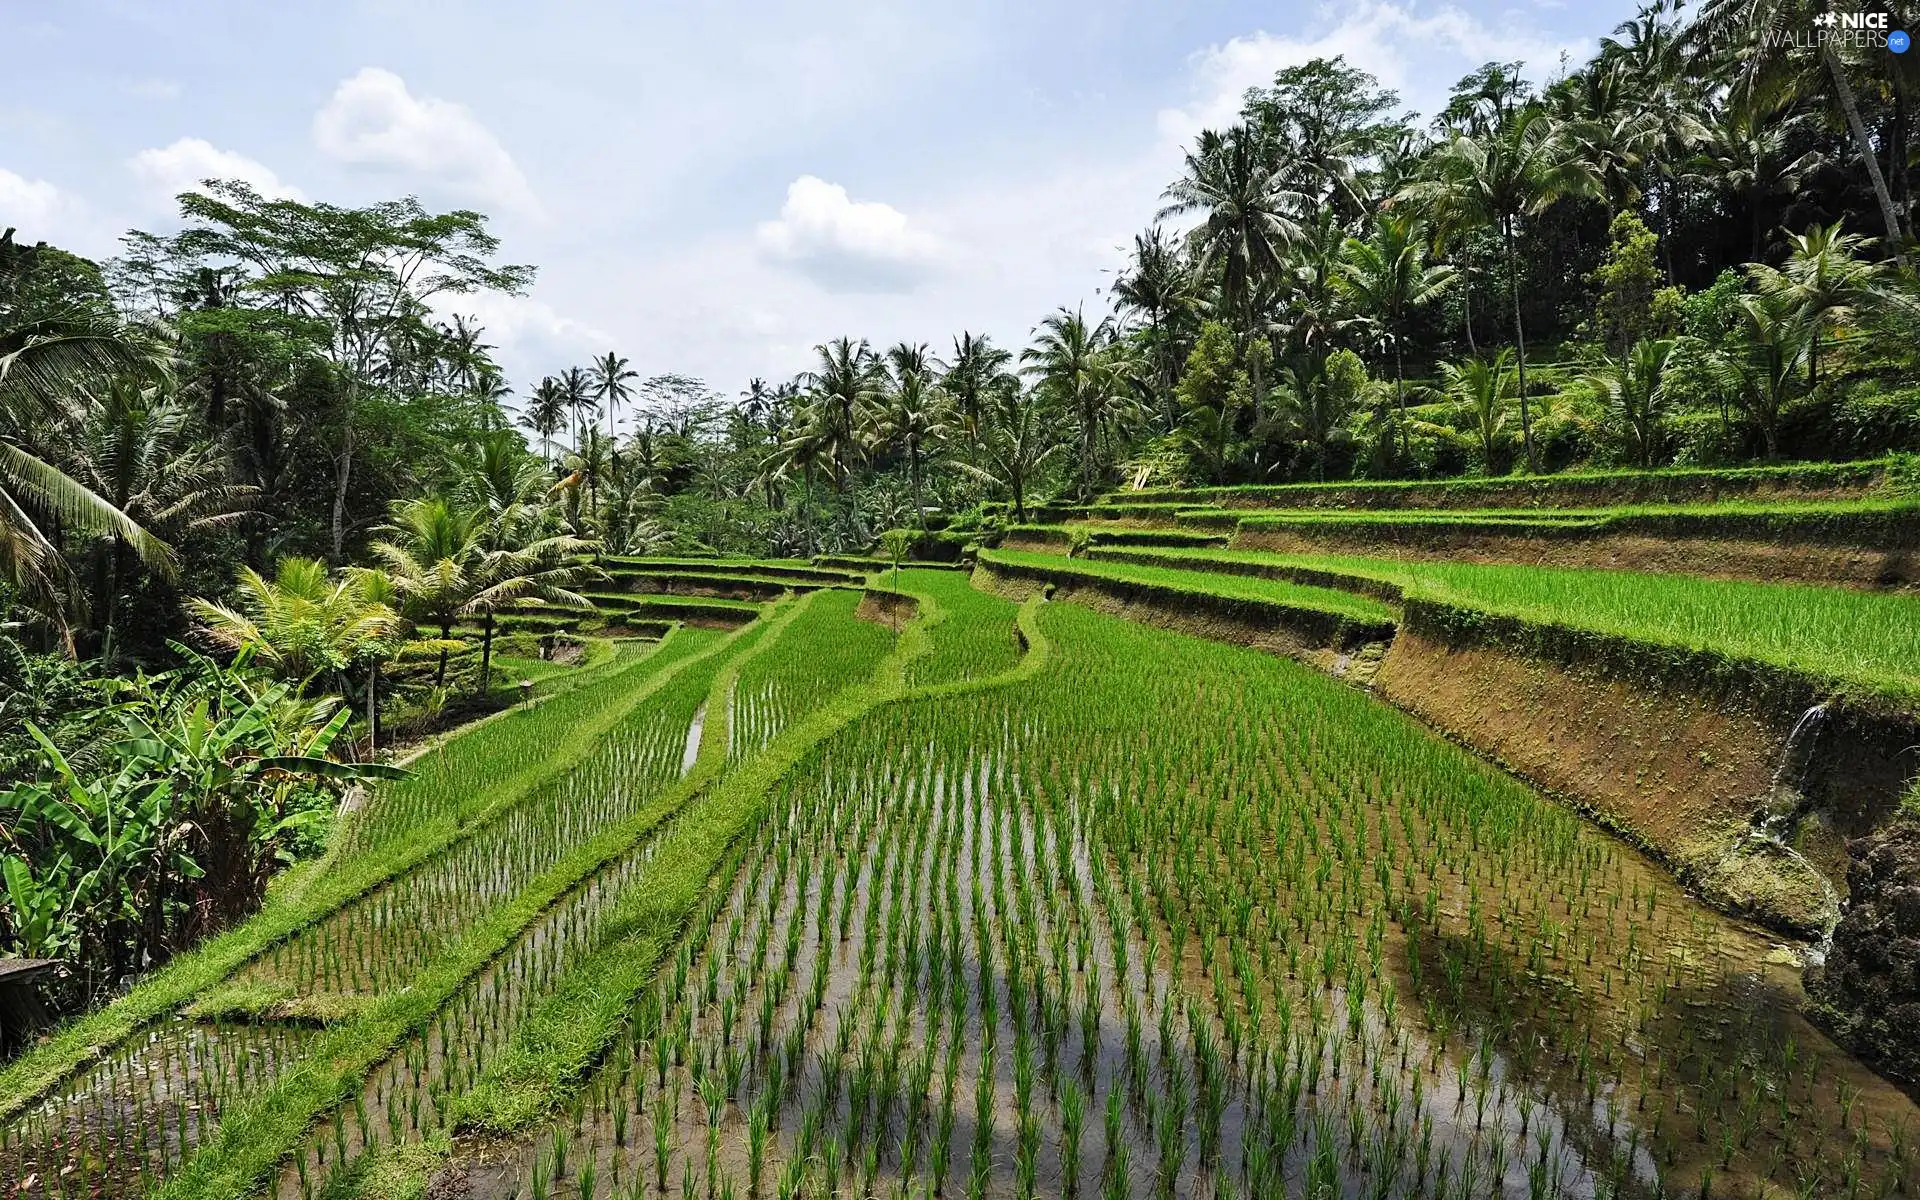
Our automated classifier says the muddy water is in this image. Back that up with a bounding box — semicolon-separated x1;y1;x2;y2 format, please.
0;1020;314;1198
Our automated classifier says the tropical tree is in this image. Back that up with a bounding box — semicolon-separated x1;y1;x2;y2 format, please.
1748;222;1888;387
190;555;400;694
943;332;1014;453
868;371;949;528
1441;349;1518;473
1583;338;1679;467
560;365;596;456
1022;307;1120;501
520;376;568;461
1400;105;1603;471
1111;228;1192;428
591;351;639;440
804;337;886;491
1;232;176;631
956;381;1063;522
1274;349;1375;479
1336;213;1456;453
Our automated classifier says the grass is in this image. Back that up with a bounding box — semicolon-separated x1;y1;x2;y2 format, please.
456;597;1907;1200
1088;544;1920;704
1104;457;1897;508
146;608;796;1200
0;625;733;1128
981;547;1396;625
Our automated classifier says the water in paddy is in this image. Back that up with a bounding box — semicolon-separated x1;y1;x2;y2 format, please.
459;607;1917;1200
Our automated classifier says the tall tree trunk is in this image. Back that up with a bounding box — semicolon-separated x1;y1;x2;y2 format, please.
1825;43;1907;263
435;620;452;689
1394;340;1409;468
367;661;381;752
331;423;354;565
479;611;497;693
1505;219;1535;474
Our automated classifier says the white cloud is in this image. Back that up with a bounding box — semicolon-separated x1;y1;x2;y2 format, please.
1160;0;1586;145
0;169;67;234
313;67;540;216
755;175;946;293
128;137;305;206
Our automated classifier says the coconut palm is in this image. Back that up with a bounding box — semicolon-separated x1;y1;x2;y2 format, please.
943;332;1014;452
1441;350;1518;473
190;556;400;693
1336;214;1457;455
1692;0;1908;258
591;351;639;440
371;496;602;692
1;232;176;629
1583;338;1679;467
559;365;597;456
1748;222;1889;387
803;337;886;492
1112;228;1193;429
521;377;568;461
452;428;549;549
868;372;950;528
1398;106;1603;471
71;377;254;656
1022;307;1119;501
1690;292;1813;458
1158;126;1306;337
955;380;1063;523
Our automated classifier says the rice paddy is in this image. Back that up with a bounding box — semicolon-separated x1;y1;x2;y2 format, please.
5;563;1914;1199
1079;545;1920;704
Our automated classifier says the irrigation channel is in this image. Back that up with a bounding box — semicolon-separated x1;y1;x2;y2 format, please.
3;571;1915;1199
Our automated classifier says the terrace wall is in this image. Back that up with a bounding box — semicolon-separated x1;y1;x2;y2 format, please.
1231;526;1919;589
1108;460;1891;511
1374;599;1920;937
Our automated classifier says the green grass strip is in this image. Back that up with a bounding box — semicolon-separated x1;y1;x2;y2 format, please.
1089;543;1920;707
449;579;1051;1135
149;604;804;1200
981;548;1395;625
0;623;737;1124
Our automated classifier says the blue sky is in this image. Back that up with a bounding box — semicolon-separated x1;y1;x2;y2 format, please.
1;0;1640;414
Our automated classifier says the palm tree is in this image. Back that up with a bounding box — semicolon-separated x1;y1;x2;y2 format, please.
72;377;254;657
1;232;176;633
1583;338;1679;467
1696;100;1825;260
804;337;886;492
190;556;400;693
559;366;596;456
1441;349;1518;473
765;417;829;555
520;377;567;461
1158;126;1306;336
452;429;549;549
564;427;617;522
868;372;949;527
1336;214;1457;457
942;332;1014;453
1022;307;1119;502
1272;349;1376;480
1111;228;1193;429
590;351;639;440
955;380;1064;522
1691;292;1812;458
1399;105;1602;471
371;496;602;692
1749;222;1888;388
1692;0;1908;260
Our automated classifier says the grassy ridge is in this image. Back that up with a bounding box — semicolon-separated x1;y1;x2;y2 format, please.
1090;544;1920;705
0;625;742;1124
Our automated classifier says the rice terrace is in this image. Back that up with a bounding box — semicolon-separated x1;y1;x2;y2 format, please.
8;3;1920;1198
